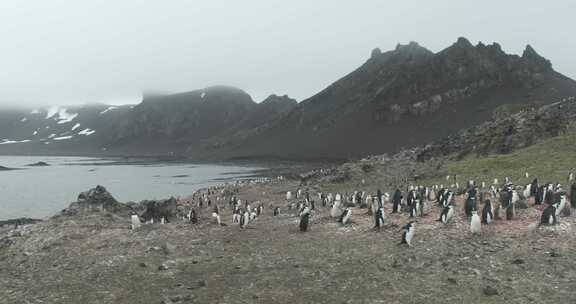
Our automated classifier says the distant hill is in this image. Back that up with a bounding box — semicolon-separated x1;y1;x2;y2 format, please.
1;37;575;160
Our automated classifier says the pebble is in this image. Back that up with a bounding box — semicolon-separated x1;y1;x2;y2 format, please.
483;286;499;296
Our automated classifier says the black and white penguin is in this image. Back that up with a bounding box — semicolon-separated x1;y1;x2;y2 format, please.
464;196;476;217
340;208;352;225
540;204;557;225
470;210;481;234
330;199;342;218
374;206;385;229
555;193;567;218
299;212;310;232
392;189;403;213
232;205;241;223
257;205;264;216
189;209;198;224
481;200;493;224
273;207;280;216
439;205;454;224
400;222;415;247
240;210;250;228
571;183;576;208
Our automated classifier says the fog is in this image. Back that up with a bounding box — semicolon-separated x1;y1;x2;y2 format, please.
1;0;575;106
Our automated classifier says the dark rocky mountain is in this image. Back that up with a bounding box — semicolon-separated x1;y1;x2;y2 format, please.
1;38;575;160
217;38;576;160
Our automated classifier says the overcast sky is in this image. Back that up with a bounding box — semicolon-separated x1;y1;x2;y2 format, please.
1;0;575;106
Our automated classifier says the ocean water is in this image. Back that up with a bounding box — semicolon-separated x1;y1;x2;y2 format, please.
0;156;263;220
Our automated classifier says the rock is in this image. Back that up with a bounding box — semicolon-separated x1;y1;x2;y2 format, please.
511;258;525;265
447;277;457;284
139;262;147;268
158;264;169;271
0;218;42;227
26;161;50;167
483;286;499;296
139;197;179;223
61;185;131;216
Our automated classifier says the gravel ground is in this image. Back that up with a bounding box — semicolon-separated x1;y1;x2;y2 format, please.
1;180;575;304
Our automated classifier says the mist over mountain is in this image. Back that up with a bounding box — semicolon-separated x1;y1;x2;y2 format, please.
1;38;575;161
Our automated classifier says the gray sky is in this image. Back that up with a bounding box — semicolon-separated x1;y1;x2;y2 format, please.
1;0;575;106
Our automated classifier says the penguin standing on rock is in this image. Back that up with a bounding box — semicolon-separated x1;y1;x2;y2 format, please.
400;222;415;247
481;200;493;224
273;207;280;216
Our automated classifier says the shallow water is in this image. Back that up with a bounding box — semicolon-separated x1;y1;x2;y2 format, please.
0;156;263;220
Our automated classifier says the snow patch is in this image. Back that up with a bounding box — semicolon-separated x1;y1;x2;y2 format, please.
54;136;73;141
201;92;206;99
45;106;78;124
20;117;28;122
72;123;81;131
78;128;96;136
0;139;31;145
33;131;38;136
30;109;40;114
48;134;56;138
99;106;118;114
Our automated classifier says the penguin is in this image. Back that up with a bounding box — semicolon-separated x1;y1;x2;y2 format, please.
506;203;514;221
523;184;531;199
212;212;221;226
540;204;557;225
286;191;292;200
299;212;310;232
240;210;250;228
439;205;454;224
310;200;316;211
464;196;476;217
374;206;385;229
190;209;198;224
273;207;280;216
250;208;258;221
555;194;567;218
410;200;421;218
232;206;241;223
131;214;141;230
470;210;481;234
571;183;576;209
392;189;403;213
257;205;264;216
400;222;415;247
340;208;352;225
330;199;342;218
481;200;493;224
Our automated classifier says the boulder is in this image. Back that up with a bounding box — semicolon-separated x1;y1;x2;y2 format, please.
61;185;130;216
140;197;179;223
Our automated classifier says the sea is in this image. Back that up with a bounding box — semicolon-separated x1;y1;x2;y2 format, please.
0;156;263;220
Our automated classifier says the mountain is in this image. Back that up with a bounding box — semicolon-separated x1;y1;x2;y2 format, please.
1;38;575;160
215;38;576;160
0;86;297;156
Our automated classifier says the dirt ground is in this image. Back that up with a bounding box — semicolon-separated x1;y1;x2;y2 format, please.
1;180;575;304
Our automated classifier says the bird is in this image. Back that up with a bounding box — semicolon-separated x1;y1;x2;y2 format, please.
273;207;280;216
470;210;481;234
240;210;250;228
374;206;385;229
340;208;352;225
299;209;311;232
130;214;141;230
439;205;454;224
400;222;415;247
482;200;494;224
540;204;557;225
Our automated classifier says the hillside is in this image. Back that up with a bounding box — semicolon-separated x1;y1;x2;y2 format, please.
1;38;576;161
219;38;576;160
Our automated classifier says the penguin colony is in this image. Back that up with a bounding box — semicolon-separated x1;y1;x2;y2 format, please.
129;174;575;248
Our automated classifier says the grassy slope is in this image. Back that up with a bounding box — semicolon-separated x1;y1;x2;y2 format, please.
422;127;576;187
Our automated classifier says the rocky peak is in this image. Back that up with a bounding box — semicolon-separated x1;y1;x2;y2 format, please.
522;44;552;71
371;48;382;59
